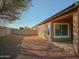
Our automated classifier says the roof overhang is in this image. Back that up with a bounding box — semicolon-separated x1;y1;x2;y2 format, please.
36;1;79;26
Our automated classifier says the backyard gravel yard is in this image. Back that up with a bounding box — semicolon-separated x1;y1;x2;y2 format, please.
0;34;79;59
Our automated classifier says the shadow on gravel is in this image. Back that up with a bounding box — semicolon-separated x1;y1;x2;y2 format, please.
16;46;79;59
0;34;25;59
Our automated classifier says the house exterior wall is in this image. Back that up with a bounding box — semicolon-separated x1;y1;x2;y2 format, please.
37;14;73;42
51;17;73;42
36;5;79;56
37;22;51;39
73;7;79;56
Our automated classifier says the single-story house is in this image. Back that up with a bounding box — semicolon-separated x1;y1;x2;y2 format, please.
35;2;79;56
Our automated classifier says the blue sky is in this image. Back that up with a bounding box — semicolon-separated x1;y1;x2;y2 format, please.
8;0;78;29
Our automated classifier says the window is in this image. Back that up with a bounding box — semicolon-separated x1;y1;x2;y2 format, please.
53;23;69;38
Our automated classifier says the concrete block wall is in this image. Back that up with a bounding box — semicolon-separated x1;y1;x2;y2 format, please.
11;29;38;36
0;26;11;37
0;26;38;37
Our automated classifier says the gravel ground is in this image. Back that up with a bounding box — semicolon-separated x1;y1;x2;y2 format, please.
0;34;79;59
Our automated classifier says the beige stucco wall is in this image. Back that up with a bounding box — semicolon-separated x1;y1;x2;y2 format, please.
37;24;46;39
51;15;73;42
0;26;11;37
73;8;79;56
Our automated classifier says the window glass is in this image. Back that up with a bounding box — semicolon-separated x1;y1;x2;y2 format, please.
54;23;69;37
55;25;61;36
61;25;68;35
